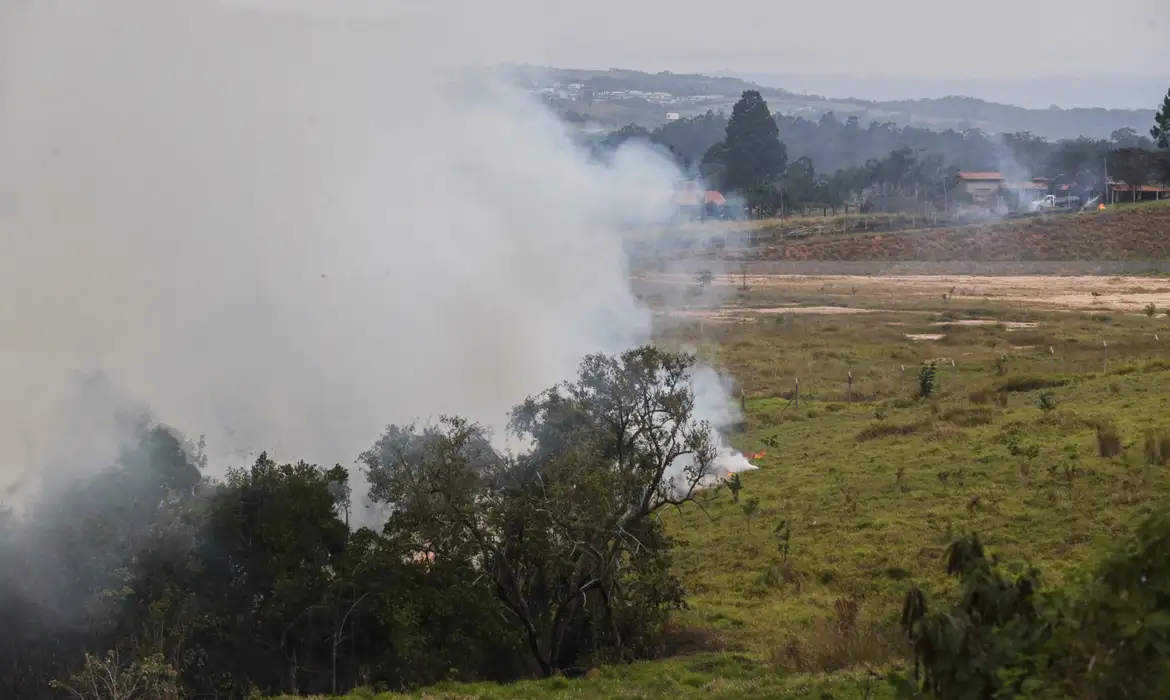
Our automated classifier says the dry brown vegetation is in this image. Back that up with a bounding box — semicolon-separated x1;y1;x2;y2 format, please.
709;201;1170;262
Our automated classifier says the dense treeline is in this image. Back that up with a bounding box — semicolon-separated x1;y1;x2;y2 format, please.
599;85;1170;215
0;348;716;699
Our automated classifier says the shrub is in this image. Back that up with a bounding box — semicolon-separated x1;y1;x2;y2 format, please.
1095;420;1123;458
1037;391;1056;412
926;423;967;443
997;375;1069;393
941;406;994;427
1144;428;1170;466
856;420;923;442
969;387;994;405
918;362;937;399
771;599;905;674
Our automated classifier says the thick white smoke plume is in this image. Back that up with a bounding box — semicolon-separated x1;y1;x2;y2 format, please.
0;1;751;506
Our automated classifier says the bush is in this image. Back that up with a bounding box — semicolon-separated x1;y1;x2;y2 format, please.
926;423;967;443
1144;428;1170;466
941;406;995;427
771;599;905;674
918;362;937;399
1095;420;1123;458
856;420;923;442
997;375;1069;393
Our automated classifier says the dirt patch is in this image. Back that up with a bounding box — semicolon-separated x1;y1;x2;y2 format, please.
906;333;945;341
642;273;1170;313
933;320;1039;330
754;306;888;315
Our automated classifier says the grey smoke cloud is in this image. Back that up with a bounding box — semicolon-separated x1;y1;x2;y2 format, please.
0;0;711;502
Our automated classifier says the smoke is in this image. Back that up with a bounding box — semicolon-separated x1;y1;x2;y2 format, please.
0;0;749;510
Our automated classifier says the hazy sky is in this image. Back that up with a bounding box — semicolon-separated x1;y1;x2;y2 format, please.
244;0;1169;79
515;0;1167;79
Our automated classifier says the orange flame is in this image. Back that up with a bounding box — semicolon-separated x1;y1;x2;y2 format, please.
751;451;766;460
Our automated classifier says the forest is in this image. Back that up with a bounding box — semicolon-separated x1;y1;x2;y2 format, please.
595;86;1170;215
0;349;717;699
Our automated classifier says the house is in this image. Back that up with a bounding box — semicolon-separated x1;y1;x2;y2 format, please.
1108;182;1169;203
956;172;1006;203
674;179;727;220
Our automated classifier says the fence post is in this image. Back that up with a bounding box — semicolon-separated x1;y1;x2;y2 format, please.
900;365;905;394
794;377;800;409
1103;340;1108;373
951;359;957;391
847;371;853;405
1049;346;1055;374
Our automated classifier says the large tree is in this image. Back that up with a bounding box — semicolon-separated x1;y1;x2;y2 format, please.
706;90;787;207
1152;84;1170;149
361;347;714;677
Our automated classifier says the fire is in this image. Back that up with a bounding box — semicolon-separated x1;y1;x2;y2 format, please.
751;451;766;460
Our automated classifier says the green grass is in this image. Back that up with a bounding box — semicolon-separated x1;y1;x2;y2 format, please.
301;286;1170;699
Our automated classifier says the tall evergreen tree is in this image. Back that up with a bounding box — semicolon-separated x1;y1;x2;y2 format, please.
714;90;787;201
1152;84;1170;149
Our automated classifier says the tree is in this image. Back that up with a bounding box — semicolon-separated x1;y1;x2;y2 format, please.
1151;84;1170;149
714;90;787;210
361;347;713;677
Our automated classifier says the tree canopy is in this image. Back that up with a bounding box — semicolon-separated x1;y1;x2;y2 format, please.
1152;83;1170;149
0;347;722;698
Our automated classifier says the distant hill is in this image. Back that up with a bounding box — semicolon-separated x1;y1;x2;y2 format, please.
501;65;1157;141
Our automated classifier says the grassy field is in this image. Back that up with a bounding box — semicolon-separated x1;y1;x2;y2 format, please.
295;272;1170;699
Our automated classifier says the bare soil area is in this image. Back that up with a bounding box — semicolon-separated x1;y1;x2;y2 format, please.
647;273;1170;314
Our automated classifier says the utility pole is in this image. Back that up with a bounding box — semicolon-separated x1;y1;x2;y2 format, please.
1103;157;1110;205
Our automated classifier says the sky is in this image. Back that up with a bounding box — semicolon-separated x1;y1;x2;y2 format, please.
502;0;1168;79
226;0;1168;79
224;0;1169;108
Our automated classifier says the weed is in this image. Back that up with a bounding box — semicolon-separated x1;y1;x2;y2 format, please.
997;375;1069;393
926;423;966;442
1038;391;1057;412
993;355;1008;376
856;420;923;442
726;473;743;503
741;497;760;530
1146;302;1158;317
941;406;994;427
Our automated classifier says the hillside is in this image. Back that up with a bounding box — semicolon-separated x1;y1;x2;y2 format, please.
503;66;1157;139
725;201;1170;263
298;274;1170;699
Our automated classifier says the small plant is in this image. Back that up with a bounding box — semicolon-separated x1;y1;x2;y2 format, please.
1143;428;1170;466
1037;391;1056;412
726;472;743;503
1146;302;1158;317
696;269;714;286
873;406;888;421
742;496;761;530
918;362;937;399
993;355;1009;376
1095;420;1123;458
774;519;792;562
